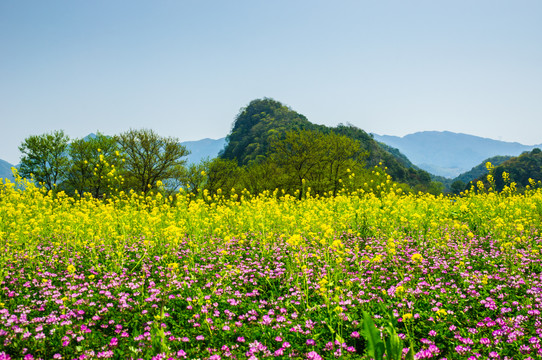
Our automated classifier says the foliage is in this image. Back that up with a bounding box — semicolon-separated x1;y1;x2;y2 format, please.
454;155;512;186
221;98;311;165
64;133;124;198
221;99;433;191
468;149;542;192
18;130;70;190
116;129;190;194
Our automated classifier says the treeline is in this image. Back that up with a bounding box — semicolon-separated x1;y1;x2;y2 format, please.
17;129;189;198
466;148;542;192
14;127;410;200
12;98;447;199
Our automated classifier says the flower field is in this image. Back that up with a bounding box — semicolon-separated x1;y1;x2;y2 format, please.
1;177;542;359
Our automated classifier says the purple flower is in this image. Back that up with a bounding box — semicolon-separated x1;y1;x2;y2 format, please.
109;337;118;346
306;351;322;360
274;348;284;356
196;335;204;341
351;331;360;339
455;345;471;355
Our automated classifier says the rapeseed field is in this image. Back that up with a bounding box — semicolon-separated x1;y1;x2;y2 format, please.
0;172;541;359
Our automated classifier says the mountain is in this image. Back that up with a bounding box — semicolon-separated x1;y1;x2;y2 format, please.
181;138;226;165
220;98;432;189
0;159;16;182
372;131;542;178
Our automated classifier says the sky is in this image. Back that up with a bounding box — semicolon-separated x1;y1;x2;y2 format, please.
1;0;541;165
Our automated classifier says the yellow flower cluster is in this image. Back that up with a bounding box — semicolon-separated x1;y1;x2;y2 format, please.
0;172;540;270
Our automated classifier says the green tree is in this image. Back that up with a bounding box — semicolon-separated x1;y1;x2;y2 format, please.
180;160;209;196
269;130;327;199
18;130;70;190
116;129;190;194
267;130;366;198
450;180;466;195
64;133;123;198
205;158;241;197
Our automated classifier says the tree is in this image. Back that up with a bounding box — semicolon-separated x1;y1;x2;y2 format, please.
19;130;70;190
205;158;241;197
450;180;466;195
269;130;327;199
267;130;366;198
179;159;209;196
64;133;123;198
116;129;190;194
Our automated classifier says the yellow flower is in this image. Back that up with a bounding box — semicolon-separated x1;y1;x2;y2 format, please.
67;264;76;273
411;253;423;263
395;285;405;295
402;313;413;321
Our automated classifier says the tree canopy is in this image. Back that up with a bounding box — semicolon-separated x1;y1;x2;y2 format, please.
116;129;190;194
18;130;70;190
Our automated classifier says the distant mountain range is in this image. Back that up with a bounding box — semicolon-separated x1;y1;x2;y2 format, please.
372;131;542;178
182;137;226;165
0;159;16;182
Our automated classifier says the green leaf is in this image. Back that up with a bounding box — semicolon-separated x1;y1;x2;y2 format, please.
363;311;385;360
385;333;404;360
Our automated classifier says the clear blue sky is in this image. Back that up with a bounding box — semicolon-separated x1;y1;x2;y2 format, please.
1;0;541;164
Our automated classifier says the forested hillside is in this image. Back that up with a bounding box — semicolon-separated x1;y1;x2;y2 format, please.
469;148;542;191
220;98;432;191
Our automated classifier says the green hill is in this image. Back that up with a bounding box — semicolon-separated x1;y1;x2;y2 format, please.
469;148;542;191
220;98;432;189
454;155;512;185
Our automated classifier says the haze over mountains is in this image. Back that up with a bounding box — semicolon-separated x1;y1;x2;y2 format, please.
372;131;542;178
1;131;540;182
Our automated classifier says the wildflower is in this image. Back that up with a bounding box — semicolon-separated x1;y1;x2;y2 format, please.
411;253;423;263
403;313;413;321
307;351;323;360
